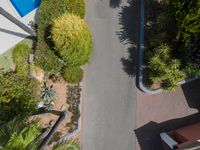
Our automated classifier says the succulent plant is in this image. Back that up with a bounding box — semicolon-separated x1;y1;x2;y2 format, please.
41;82;56;104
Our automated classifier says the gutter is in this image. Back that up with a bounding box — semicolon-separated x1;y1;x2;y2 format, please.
138;0;198;94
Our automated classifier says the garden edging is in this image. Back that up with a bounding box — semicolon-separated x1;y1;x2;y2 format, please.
48;82;83;148
138;0;199;95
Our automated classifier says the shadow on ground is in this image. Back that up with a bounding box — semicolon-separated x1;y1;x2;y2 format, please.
135;79;200;150
135;113;200;150
117;0;139;77
182;79;200;111
110;0;122;8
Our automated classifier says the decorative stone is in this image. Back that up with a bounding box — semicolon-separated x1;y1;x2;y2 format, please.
60;105;66;111
32;66;44;82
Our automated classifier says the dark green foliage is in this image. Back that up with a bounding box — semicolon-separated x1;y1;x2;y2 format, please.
35;0;86;73
0;71;39;123
66;85;81;133
0;118;41;149
145;0;200;87
35;47;63;73
61;67;83;84
149;44;186;91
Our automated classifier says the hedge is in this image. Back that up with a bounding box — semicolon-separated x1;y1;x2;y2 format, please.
35;0;86;73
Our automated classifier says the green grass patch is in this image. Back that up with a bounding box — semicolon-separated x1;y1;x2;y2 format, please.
0;38;33;71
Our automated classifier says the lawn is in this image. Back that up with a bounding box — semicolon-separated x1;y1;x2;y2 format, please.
0;38;33;71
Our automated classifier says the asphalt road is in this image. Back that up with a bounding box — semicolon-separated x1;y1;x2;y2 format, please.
82;0;137;150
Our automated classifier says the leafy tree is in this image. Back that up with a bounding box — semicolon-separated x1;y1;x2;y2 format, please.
52;13;93;66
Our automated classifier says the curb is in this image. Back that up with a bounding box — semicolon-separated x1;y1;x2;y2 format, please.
138;0;198;94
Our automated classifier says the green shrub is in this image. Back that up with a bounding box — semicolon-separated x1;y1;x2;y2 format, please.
12;44;31;65
61;66;83;83
35;47;63;73
52;13;93;66
0;119;41;149
12;44;31;77
149;44;186;91
35;0;86;73
0;71;39;123
53;141;80;150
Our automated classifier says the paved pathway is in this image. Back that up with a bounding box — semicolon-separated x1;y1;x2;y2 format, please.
135;80;200;150
82;0;137;150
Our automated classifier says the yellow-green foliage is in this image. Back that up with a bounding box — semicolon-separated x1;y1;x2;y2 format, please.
149;44;186;91
52;13;93;66
35;0;86;73
61;66;83;83
12;44;31;77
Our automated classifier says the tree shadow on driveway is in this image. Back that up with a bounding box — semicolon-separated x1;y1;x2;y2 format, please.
110;0;122;8
134;113;200;150
117;0;140;78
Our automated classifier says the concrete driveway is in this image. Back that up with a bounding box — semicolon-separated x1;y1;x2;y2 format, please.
82;0;138;150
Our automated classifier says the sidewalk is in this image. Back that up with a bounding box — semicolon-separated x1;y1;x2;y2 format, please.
135;79;200;150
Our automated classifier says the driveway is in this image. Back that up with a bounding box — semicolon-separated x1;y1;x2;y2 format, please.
82;0;137;150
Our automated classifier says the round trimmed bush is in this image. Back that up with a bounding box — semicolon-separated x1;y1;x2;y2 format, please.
51;13;93;66
61;67;83;83
12;43;31;65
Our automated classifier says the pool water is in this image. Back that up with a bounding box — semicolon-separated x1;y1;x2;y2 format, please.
10;0;41;17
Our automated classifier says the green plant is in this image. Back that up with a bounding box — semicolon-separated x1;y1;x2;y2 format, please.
149;44;186;91
12;44;31;65
12;43;31;77
35;0;86;73
52;13;93;66
0;71;39;123
0;118;41;149
35;48;63;73
53;140;80;150
61;67;83;83
41;82;55;103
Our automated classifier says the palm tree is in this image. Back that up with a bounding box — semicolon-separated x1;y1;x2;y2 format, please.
0;7;36;36
0;118;40;150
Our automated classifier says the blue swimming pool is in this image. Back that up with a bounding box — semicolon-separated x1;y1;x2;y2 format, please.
10;0;41;17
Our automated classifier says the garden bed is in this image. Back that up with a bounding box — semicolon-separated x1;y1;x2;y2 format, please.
141;0;200;92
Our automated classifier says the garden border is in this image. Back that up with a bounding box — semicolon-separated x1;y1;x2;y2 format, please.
138;0;198;94
48;82;82;148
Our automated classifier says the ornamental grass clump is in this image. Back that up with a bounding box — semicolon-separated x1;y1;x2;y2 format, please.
149;44;186;91
51;13;93;67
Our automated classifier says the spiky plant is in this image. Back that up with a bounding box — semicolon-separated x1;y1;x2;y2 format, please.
149;44;186;91
0;119;41;149
41;82;55;103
